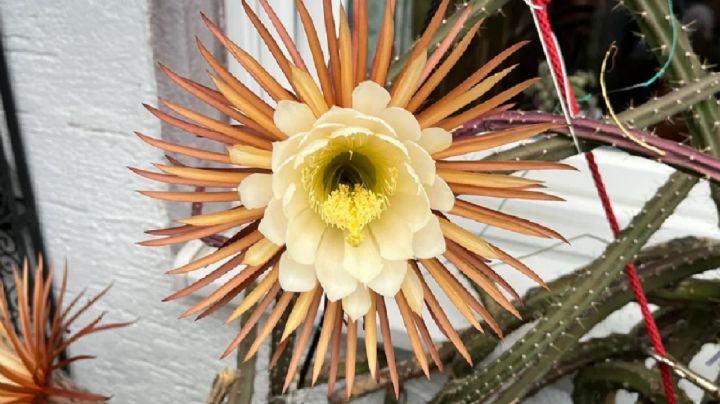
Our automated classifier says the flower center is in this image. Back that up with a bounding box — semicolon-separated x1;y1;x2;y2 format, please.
320;183;385;246
302;136;399;246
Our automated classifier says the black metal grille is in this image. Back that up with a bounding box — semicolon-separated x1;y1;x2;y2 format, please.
0;28;47;327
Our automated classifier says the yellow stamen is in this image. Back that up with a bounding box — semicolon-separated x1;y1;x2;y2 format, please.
320;184;386;246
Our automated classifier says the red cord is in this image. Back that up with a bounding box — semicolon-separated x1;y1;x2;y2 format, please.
532;1;676;402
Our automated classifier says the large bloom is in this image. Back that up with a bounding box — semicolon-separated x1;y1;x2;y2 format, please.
135;0;572;397
0;260;128;402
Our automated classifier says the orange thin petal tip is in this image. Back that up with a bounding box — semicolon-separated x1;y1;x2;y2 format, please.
175;308;193;318
165;267;186;275
134;131;152;142
220;342;238;359
200;12;216;28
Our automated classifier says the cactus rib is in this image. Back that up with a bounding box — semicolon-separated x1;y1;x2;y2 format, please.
535;304;720;394
481;71;720;174
475;109;720;182
337;236;720;402
622;0;720;222
572;361;693;404
432;171;698;403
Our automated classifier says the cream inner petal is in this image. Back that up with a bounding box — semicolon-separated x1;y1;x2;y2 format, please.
342;284;372;321
418;127;453;154
238;173;273;209
315;229;357;301
425;175;455;212
285;208;325;265
279;251;317;292
315;107;396;138
369;210;414;261
342;230;384;284
412;216;446;259
367;260;408;297
378;107;421;142
274;100;316;137
258;197;287;245
405;141;437;185
387;192;432;232
271;133;303;172
351;81;391;116
281;184;308;220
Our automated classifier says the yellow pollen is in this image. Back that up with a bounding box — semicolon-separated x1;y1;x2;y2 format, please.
320;184;386;246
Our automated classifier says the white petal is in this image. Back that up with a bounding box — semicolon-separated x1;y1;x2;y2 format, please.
328;126;373;140
342;284;372;320
279;251;317;292
396;163;423;195
369;210;414;261
401;269;424;314
272;134;303;171
405;141;436;184
272;156;302;199
293;138;330;169
274;100;315;136
368;260;408;297
315;106;363;126
238;173;273;209
378;107;421;141
412;215;446;258
297;123;344;148
418;127;453;154
286;208;325;265
315;229;357;301
342;232;383;283
282;184;309;220
316;107;395;137
369;133;410;158
426;176;455;211
258;197;287;245
352;81;391;116
388;192;431;232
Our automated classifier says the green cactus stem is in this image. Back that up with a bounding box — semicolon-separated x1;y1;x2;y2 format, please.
339;235;720;403
622;0;720;222
535;334;638;394
487;72;720;167
477;109;720;182
650;279;720;308
498;237;720;398
661;308;720;364
534;304;720;394
572;361;693;404
432;171;698;403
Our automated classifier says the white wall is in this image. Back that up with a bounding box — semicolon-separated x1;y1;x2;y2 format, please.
0;1;237;402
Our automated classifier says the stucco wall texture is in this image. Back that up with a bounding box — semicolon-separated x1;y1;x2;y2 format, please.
0;1;239;402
